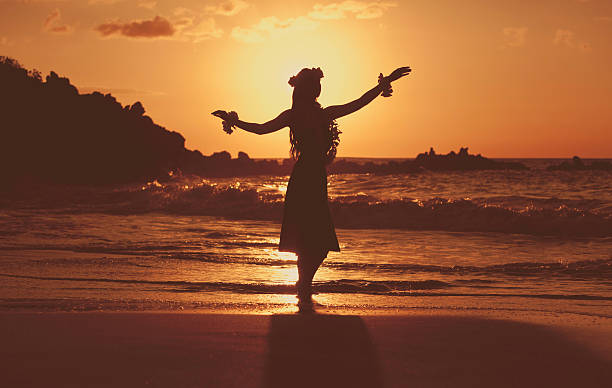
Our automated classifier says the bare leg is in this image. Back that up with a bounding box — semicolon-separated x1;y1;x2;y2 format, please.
296;253;326;299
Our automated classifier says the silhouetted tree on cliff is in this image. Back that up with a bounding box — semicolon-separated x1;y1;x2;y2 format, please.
0;56;191;184
0;57;298;186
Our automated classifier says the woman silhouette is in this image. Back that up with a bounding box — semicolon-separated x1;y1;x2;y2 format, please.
212;66;411;307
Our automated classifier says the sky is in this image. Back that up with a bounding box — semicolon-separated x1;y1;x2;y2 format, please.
1;0;611;158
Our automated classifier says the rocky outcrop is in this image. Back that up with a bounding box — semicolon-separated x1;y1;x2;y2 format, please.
547;156;612;171
413;147;527;171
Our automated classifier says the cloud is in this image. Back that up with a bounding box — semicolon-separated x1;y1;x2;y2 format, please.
173;7;192;17
47;24;72;33
138;1;156;9
170;7;224;41
231;16;318;43
231;1;396;43
44;8;61;27
554;29;575;47
554;29;591;51
88;0;124;4
309;1;397;20
205;0;249;16
95;15;175;38
180;18;223;42
171;7;198;27
594;16;612;22
43;8;73;34
0;36;15;46
502;27;527;47
0;0;69;3
93;9;222;42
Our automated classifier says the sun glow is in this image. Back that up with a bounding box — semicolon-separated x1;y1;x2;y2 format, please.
228;26;369;122
3;1;610;160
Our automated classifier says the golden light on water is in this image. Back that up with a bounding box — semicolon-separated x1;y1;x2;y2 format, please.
274;251;297;262
265;249;298;284
262;182;288;195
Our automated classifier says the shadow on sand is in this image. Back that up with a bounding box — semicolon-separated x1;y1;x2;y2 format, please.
264;314;383;388
365;315;612;388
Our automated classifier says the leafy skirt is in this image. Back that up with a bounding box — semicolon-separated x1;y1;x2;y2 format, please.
278;156;340;258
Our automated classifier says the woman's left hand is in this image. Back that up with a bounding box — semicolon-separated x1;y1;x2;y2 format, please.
378;66;411;97
387;66;411;83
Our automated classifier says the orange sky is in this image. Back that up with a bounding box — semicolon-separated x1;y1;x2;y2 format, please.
1;0;611;158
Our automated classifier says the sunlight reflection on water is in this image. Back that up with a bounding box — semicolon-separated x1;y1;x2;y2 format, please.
2;165;612;314
264;249;298;284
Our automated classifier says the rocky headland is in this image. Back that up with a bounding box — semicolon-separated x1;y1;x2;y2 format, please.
1;56;528;188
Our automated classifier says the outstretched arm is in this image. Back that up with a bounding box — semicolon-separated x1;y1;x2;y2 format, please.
324;84;385;121
212;109;291;135
324;66;411;121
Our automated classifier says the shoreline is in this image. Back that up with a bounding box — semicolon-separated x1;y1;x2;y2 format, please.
2;310;610;387
2;293;611;319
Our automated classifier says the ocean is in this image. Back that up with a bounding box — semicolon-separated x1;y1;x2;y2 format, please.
1;158;611;317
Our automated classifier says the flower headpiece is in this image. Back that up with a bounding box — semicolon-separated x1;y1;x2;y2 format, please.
288;67;324;88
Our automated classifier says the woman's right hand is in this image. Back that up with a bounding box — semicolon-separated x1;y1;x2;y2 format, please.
211;110;239;134
212;110;230;121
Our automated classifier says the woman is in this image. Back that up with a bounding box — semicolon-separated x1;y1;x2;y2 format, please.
212;66;411;306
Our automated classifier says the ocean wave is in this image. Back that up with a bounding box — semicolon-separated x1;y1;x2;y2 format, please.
1;273;610;301
0;273;450;292
3;180;612;237
3;241;610;279
325;258;612;279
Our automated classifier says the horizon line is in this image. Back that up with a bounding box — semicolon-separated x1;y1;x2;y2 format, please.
241;155;612;160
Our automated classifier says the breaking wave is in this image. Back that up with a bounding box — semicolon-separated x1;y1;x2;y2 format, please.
3;179;612;237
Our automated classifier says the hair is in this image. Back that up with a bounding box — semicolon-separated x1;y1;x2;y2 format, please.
288;67;340;164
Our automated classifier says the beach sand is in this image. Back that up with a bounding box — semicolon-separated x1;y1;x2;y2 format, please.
1;311;610;388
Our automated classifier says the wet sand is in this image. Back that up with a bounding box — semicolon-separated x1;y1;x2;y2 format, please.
1;311;610;388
